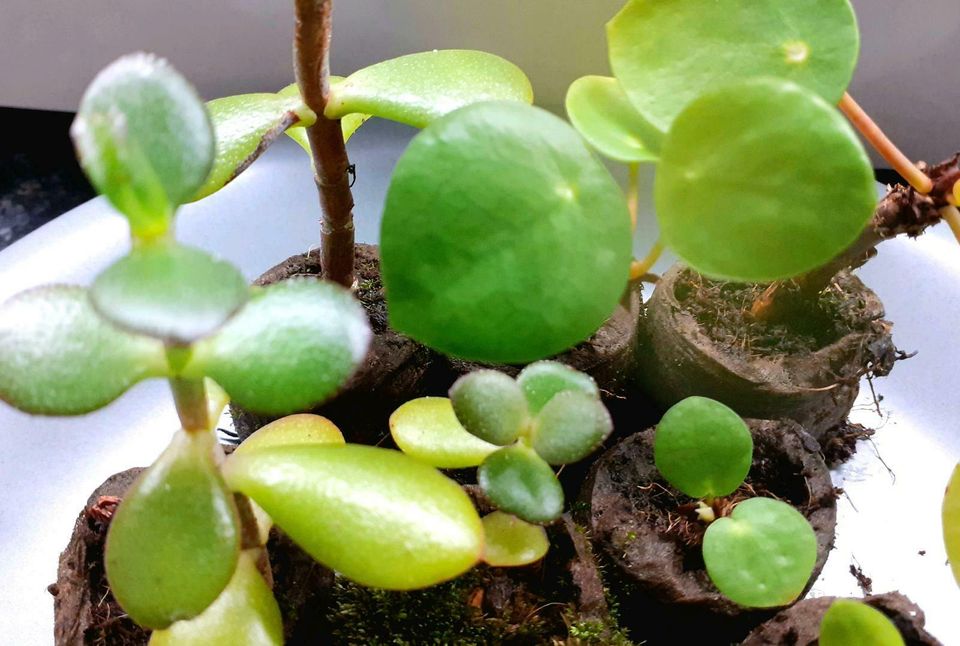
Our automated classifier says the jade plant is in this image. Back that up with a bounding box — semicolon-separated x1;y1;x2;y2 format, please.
820;599;906;646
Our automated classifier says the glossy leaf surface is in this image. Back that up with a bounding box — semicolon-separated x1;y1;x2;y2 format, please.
450;370;528;446
382;102;632;363
106;430;240;628
820;600;905;646
655;79;876;282
279;80;371;154
389;397;499;469
944;464;960;586
481;512;549;567
235;414;345;455
0;286;166;414
703;498;817;608
608;0;860;131
91;241;248;343
224;444;484;590
532;390;612;465
478;445;564;524
516;361;600;415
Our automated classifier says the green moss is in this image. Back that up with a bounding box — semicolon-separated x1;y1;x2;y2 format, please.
567;618;634;645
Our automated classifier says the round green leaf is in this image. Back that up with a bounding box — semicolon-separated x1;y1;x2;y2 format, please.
607;0;860;131
106;430;240;629
654;78;876;282
703;497;817;608
820;600;906;646
381;101;632;363
187;278;371;416
91;241;248;343
280;80;371;152
516;361;600;415
71;53;214;238
481;511;549;567
149;551;283;646
325;50;533;128
532;390;612;465
943;464;960;586
0;285;167;414
450;370;528;446
654;396;752;499
235;414;345;456
478;445;564;524
389;397;499;469
224;444;484;590
565;75;662;163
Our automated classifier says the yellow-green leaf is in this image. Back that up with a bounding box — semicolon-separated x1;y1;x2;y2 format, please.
390;397;499;469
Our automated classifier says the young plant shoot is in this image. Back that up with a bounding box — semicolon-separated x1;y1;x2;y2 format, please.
819;599;906;646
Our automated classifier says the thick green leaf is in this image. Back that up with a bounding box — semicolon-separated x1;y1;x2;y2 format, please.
106;430;240;628
608;0;860;131
478;445;564;524
532;390;612;465
280;80;371;152
654;397;752;499
389;397;499;469
481;511;549;567
0;286;167;414
326;50;533;128
91;241;248;343
655;78;876;282
381;101;632;363
149;551;282;646
235;414;344;455
450;370;528;446
72;53;214;238
516;361;600;415
820;600;905;646
944;464;960;586
224;444;484;590
187;278;371;415
703;498;817;608
565;76;662;163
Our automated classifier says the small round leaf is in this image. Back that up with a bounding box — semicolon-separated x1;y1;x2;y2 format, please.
943;464;960;586
478;445;564;524
235;414;345;456
390;397;499;469
820;600;906;646
516;361;600;415
481;511;549;567
703;497;817;608
450;370;528;446
532;390;613;465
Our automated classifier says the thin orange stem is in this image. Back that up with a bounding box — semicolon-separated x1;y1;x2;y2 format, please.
940;205;960;246
951;180;960;206
626;163;639;230
630;240;664;281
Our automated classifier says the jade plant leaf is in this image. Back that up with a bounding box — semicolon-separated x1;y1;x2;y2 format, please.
481;511;550;567
205;378;230;429
944;464;960;586
517;361;600;415
106;430;240;629
381;101;632;363
478;444;564;524
91;241;248;343
607;0;860;131
655;78;876;282
532;390;613;465
235;414;345;455
703;497;817;608
71;53;214;238
389;397;499;469
280;80;371;153
819;599;905;646
186;278;371;415
0;286;167;414
654;397;753;499
224;444;484;590
325;50;533;128
565;75;662;163
450;370;528;446
149;551;283;646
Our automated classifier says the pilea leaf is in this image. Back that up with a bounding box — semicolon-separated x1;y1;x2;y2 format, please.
607;0;860;132
235;414;345;455
106;430;240;629
91;240;248;343
532;390;613;465
450;370;528;446
516;361;600;415
702;497;817;608
280;80;371;153
481;511;550;567
654;396;753;499
0;285;167;414
148;551;283;646
390;397;499;469
71;53;214;238
943;464;960;586
565;75;662;163
224;444;484;590
381;102;632;363
186;278;371;416
819;599;905;646
325;50;533;128
654;78;876;282
478;444;564;524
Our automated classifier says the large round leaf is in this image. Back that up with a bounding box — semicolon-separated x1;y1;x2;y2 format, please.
389;397;499;469
187;278;371;415
655;78;876;282
0;285;167;414
481;511;549;567
224;444;484;590
608;0;860;131
820;600;905;646
944;464;960;586
106;430;240;629
449;370;528;446
91;241;248;343
381;101;632;363
478;444;564;524
703;497;817;608
532;390;613;465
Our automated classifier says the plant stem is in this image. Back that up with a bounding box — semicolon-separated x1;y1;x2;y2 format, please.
630;240;664;281
941;205;960;245
169;377;209;432
295;0;356;287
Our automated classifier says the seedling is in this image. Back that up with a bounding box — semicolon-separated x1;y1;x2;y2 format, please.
820;599;906;646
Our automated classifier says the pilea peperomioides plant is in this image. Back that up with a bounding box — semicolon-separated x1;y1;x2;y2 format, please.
819;599;907;646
